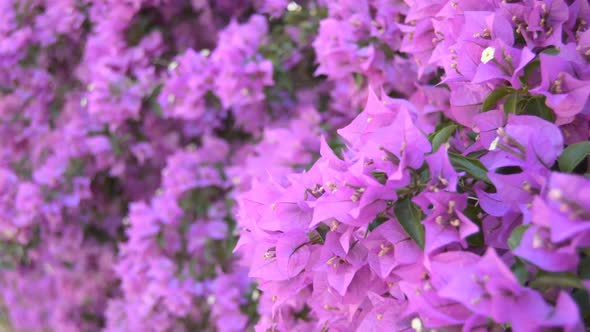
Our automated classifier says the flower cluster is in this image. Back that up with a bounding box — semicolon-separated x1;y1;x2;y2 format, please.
235;0;590;331
0;1;324;331
107;138;255;331
237;88;588;330
1;0;590;331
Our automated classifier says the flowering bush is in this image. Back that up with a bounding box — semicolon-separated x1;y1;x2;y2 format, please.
0;0;589;331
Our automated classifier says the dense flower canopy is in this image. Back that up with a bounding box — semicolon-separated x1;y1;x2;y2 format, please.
0;0;589;331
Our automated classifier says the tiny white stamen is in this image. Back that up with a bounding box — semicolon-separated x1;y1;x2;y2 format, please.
548;188;563;201
435;216;444;225
378;243;392;257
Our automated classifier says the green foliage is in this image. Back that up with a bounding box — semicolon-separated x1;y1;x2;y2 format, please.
482;87;513;112
428;123;457;153
558;142;590;173
393;198;425;249
511;259;529;285
508;225;530;250
449;152;491;184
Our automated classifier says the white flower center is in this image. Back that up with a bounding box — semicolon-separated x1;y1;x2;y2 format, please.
489;136;500;151
481;46;496;64
287;1;302;12
200;49;211;57
411;317;423;331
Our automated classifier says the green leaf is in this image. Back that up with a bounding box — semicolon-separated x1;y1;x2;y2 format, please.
521;96;555;122
371;171;388;185
503;93;518;114
417;163;431;184
578;256;590;279
19;44;41;68
368;216;389;232
315;224;330;243
530;271;584;290
64;159;86;179
179;187;224;218
482;87;512;112
429;124;457;153
449;152;491;184
466;131;479;142
542;47;560;55
307;230;325;245
150;99;163;117
328;138;346;159
108;133;127;157
463;204;484;247
394;198;425;249
146;83;164;117
466;149;488;159
353;73;365;88
508;224;531;250
511;259;528;285
572;289;590;320
520;58;540;86
558;142;590;173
